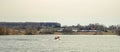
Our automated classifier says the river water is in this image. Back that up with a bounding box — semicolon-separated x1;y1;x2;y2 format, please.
0;35;120;52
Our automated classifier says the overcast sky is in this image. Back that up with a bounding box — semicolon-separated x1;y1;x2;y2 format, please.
0;0;120;26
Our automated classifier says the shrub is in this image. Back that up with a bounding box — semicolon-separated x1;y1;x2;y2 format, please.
116;27;120;35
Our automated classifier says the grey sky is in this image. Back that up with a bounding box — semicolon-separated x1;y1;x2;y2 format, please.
0;0;120;26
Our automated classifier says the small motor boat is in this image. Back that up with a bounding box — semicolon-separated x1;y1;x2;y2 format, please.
54;35;60;40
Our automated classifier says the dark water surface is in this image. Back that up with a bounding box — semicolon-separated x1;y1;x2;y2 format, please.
0;35;120;52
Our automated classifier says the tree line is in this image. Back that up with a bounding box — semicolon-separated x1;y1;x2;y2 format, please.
0;22;120;35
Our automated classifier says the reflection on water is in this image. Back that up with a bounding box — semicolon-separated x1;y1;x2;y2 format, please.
0;35;120;52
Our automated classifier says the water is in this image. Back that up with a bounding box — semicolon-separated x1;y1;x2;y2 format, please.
0;35;120;52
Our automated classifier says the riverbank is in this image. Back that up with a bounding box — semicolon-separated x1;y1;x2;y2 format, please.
54;31;116;35
0;27;117;35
